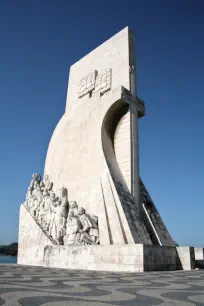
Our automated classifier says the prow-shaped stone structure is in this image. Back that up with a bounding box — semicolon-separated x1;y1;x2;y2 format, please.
18;27;197;272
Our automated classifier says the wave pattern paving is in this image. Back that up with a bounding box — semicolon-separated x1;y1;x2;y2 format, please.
0;265;203;305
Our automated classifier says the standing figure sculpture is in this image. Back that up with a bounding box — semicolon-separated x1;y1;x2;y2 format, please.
40;189;50;230
29;173;41;191
60;186;69;224
33;183;43;218
52;186;69;244
48;192;57;237
44;174;53;191
25;187;33;211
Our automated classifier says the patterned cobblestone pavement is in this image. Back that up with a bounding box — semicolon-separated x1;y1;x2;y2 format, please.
0;264;203;305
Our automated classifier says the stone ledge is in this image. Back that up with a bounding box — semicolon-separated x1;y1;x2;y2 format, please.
43;244;177;272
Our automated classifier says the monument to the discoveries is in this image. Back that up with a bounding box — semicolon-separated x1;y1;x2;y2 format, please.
18;27;196;272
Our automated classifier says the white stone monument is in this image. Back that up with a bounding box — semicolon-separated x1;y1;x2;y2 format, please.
18;27;196;272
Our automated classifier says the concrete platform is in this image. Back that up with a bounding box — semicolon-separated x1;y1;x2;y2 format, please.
0;264;204;305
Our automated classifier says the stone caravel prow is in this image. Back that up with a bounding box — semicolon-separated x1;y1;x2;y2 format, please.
18;27;183;272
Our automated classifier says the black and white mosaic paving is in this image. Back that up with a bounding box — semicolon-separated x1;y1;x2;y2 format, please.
0;264;203;305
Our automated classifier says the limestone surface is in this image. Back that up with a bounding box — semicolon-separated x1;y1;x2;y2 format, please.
18;27;179;272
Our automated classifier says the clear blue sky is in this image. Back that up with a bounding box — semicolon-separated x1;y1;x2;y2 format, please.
0;0;203;246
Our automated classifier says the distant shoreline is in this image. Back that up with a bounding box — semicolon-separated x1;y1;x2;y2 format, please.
0;243;18;257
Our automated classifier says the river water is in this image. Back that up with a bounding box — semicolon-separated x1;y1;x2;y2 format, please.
0;255;17;264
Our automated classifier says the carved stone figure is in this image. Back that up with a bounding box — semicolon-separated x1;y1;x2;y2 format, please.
48;192;57;236
41;189;50;230
64;212;82;245
59;186;69;223
25;187;33;211
51;187;69;243
44;174;53;191
77;207;99;245
29;173;41;191
23;173;100;246
32;183;44;218
40;181;45;192
52;199;65;244
36;184;43;202
69;201;78;217
36;199;44;224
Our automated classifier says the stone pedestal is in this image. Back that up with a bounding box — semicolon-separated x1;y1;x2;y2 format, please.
43;244;176;272
18;200;196;273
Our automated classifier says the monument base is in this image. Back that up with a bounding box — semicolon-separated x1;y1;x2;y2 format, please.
43;244;176;272
18;205;198;272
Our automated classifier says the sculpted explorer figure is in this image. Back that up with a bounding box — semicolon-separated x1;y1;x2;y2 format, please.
64;211;82;245
59;186;69;224
77;207;100;245
52;186;69;244
32;183;43;218
29;173;41;191
48;192;57;237
40;189;50;230
44;174;53;191
25;187;33;211
69;201;78;217
53;199;65;244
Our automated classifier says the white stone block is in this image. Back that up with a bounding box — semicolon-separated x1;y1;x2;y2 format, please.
176;247;196;270
194;248;204;260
